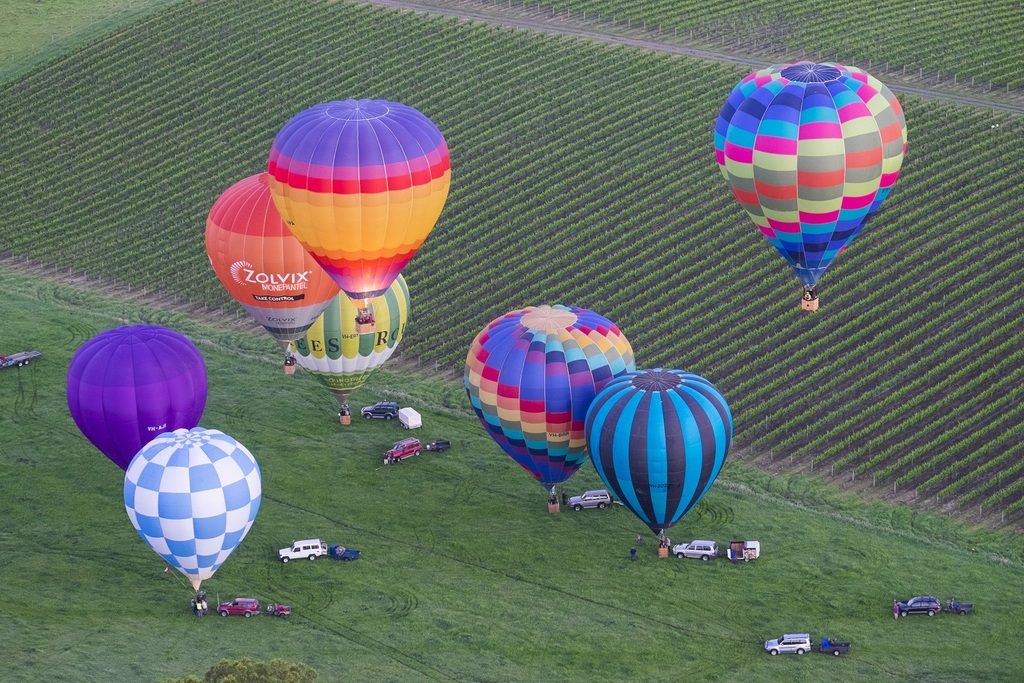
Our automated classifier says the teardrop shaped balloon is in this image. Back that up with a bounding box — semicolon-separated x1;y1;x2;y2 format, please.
714;62;907;309
292;274;409;413
267;99;450;328
464;304;635;492
123;427;262;591
205;173;339;364
67;325;207;470
584;369;733;534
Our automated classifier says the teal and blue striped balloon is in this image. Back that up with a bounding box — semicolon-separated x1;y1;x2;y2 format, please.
584;369;732;534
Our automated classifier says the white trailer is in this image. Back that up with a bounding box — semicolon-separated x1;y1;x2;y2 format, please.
398;407;422;429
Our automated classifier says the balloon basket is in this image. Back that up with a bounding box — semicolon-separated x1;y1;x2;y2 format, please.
283;364;296;375
800;297;820;312
339;414;351;426
657;546;669;559
547;501;560;514
355;322;375;334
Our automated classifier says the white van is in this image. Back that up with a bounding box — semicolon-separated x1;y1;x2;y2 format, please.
279;539;327;562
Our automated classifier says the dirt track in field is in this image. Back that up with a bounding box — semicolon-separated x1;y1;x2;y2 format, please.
360;0;1024;115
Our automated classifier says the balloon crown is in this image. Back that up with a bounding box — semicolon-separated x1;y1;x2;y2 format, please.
630;369;684;391
780;62;842;83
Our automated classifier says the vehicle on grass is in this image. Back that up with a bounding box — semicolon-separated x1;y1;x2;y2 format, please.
673;540;719;561
361;401;399;420
424;438;451;452
279;538;328;562
897;595;942;617
764;633;812;656
218;597;260;617
816;637;851;656
726;540;760;562
384;437;423;464
0;351;42;368
398;407;422;429
328;544;361;561
946;598;973;615
568;489;612;510
265;603;291;617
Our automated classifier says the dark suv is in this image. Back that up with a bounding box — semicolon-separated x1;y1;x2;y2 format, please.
361;401;399;420
897;596;941;617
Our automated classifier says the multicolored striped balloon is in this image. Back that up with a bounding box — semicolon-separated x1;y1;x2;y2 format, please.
124;427;262;591
465;305;635;491
584;369;732;534
205;173;339;347
292;275;409;410
714;62;907;305
267;99;450;308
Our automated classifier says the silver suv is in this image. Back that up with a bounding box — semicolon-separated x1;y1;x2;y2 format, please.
568;489;612;510
672;540;719;561
764;634;812;656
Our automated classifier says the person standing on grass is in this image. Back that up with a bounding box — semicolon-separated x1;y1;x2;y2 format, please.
635;533;644;546
893;599;900;620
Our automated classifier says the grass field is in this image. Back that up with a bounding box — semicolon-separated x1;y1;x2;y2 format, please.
0;0;177;84
0;0;1021;516
2;267;1023;682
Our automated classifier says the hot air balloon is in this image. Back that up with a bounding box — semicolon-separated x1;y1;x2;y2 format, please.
584;369;732;537
464;305;635;505
714;62;907;310
267;99;450;331
123;427;262;592
206;173;339;372
292;274;409;424
67;325;207;471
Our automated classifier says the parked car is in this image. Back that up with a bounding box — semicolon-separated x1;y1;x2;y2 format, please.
424;438;451;452
328;544;361;561
672;540;719;561
946;598;973;615
764;633;812;656
278;538;328;562
218;597;260;617
384;437;422;464
361;401;399;420
897;595;942;617
816;637;851;656
0;350;42;369
568;489;612;510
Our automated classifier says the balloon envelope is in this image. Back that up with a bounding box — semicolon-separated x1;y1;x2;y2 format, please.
715;62;907;291
67;324;207;470
124;427;262;591
267;99;450;304
585;369;732;534
292;275;409;407
465;304;635;490
205;173;339;343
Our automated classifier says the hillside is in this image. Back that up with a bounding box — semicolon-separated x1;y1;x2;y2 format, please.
2;265;1023;682
0;0;1020;519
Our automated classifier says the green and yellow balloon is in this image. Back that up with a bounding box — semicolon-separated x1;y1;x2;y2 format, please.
292;275;409;420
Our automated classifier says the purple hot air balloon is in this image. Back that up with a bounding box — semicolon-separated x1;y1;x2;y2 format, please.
67;324;207;470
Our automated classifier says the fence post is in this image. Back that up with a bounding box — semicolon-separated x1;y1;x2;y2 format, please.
851;470;855;482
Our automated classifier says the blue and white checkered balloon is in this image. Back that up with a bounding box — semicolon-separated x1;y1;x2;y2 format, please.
124;427;262;590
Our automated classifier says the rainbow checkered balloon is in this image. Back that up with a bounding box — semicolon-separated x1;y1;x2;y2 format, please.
123;428;262;591
464;305;635;490
714;62;907;299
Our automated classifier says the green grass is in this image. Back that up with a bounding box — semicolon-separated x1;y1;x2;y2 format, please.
2;266;1023;682
0;0;178;84
0;0;1021;513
